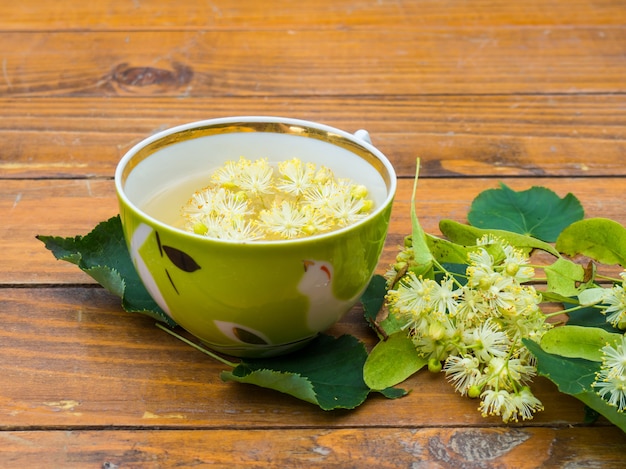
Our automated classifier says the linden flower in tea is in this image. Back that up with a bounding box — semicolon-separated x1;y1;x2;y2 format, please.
180;157;374;241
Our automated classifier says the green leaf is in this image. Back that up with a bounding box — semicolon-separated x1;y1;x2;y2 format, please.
574;390;626;433
566;302;623;333
439;219;561;257
539;325;622;362
37;216;176;327
556;218;626;267
525;339;626;433
425;234;473;264
83;265;127;299
361;275;388;330
524;339;598;393
364;332;427;390
222;368;318;405
544;258;590;296
221;334;405;410
377;387;409;399
378;313;407;338
578;288;607;306
361;275;405;338
467;183;584;242
410;159;434;278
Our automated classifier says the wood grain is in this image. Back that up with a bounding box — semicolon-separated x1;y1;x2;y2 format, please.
1;95;625;179
1;427;625;468
0;287;616;429
1;28;625;98
5;0;626;31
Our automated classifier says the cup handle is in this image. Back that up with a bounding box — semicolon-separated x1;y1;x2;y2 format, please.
353;129;372;144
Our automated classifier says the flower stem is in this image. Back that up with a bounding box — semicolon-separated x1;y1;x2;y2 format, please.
594;273;623;283
155;323;239;368
543;303;602;319
432;257;466;288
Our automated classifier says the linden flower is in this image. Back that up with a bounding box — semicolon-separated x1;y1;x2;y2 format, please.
180;157;374;241
183;189;219;219
463;319;509;362
211;159;242;189
237;158;275;195
386;234;548;423
479;387;543;423
324;192;370;227
276;158;317;196
455;286;491;325
387;272;437;316
593;335;626;411
221;217;264;241
258;200;309;239
301;206;331;236
479;389;512;418
303;183;345;210
510;387;544;421
594;374;626;412
410;313;460;362
444;355;482;395
429;276;460;316
603;273;626;329
601;334;626;378
501;244;535;282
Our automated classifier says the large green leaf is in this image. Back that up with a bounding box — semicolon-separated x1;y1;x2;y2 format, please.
221;334;406;410
467;183;584;242
556;218;626;267
37;216;175;326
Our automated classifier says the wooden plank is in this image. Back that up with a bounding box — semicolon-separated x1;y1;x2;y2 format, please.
1;95;625;179
1;28;626;98
0;287;616;429
0;426;624;468
5;0;626;31
2;177;625;285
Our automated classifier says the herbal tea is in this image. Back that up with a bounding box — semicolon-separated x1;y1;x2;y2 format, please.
177;157;374;241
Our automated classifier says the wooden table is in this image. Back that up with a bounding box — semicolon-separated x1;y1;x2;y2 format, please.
2;1;626;466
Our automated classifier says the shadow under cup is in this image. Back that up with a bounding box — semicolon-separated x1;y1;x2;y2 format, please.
115;117;397;357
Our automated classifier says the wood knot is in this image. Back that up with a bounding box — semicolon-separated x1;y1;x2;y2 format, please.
110;62;193;94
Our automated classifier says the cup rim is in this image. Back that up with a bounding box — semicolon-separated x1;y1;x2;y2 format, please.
115;116;397;246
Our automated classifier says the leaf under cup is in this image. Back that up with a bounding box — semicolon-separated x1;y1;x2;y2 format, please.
37;216;175;327
38;216;407;411
222;334;407;410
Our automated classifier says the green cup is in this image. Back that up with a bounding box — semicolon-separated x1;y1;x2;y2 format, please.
115;117;396;357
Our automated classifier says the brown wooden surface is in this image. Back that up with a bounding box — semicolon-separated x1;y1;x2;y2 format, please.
2;1;626;467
